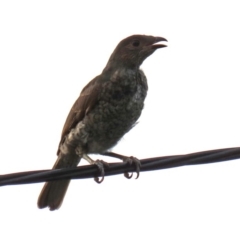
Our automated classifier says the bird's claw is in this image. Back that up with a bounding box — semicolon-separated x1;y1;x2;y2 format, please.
124;172;133;179
122;156;141;179
94;160;109;184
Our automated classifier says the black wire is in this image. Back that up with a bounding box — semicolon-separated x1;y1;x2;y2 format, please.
0;147;239;186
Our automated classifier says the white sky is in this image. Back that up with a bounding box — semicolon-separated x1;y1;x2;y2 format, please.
0;1;240;239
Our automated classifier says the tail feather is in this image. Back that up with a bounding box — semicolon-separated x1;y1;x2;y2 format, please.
37;153;80;210
37;179;70;210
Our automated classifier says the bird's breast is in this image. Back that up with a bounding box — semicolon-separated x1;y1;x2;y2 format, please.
83;70;148;153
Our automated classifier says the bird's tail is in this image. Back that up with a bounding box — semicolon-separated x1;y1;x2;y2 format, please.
37;153;80;210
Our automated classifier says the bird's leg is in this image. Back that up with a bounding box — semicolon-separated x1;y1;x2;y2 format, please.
82;153;109;184
101;152;141;179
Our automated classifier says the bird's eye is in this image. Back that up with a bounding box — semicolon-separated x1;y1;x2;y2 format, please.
132;40;140;47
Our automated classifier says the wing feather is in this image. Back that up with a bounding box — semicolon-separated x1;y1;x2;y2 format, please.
57;76;101;154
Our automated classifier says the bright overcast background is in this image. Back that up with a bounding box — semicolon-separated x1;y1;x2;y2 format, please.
0;1;240;240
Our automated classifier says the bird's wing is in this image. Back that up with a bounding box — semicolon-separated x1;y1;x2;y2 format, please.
57;76;101;154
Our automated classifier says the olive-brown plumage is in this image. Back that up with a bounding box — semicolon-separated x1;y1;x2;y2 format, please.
37;34;167;210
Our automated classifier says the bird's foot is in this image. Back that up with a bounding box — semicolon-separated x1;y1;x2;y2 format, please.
93;160;109;184
100;152;142;179
121;156;141;179
82;153;109;184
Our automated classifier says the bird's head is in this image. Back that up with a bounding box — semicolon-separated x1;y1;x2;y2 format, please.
106;34;167;69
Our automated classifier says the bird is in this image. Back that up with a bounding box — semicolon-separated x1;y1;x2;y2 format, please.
37;34;167;210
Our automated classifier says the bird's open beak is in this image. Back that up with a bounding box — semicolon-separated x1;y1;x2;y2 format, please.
151;37;168;49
